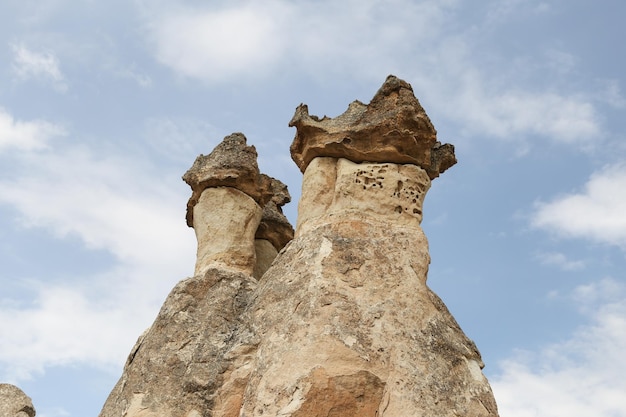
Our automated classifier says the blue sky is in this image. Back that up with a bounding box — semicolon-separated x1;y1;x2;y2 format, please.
1;1;625;416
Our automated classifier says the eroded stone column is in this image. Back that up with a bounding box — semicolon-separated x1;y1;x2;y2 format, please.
99;133;284;417
296;157;432;236
239;75;499;417
182;133;272;276
253;175;294;279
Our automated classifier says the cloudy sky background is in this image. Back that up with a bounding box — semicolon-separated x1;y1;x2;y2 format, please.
1;0;625;416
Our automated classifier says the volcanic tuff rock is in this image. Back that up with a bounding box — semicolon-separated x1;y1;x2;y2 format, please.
0;384;36;417
99;75;499;417
99;133;289;417
183;132;273;227
289;75;457;179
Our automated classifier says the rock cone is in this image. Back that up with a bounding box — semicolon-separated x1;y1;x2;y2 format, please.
99;76;499;417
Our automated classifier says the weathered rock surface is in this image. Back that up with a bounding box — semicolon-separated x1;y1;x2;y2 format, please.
295;157;431;235
0;384;36;417
183;132;272;227
99;134;285;417
255;175;294;252
100;76;498;417
232;158;498;416
253;175;294;279
289;75;457;179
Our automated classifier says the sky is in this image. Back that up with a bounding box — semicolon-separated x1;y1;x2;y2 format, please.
0;0;625;416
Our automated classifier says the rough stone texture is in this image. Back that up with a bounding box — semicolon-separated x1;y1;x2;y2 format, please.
295;157;431;235
225;158;498;417
0;384;36;417
99;134;276;417
98;267;259;417
183;133;272;227
290;75;457;179
255;175;294;252
100;76;498;417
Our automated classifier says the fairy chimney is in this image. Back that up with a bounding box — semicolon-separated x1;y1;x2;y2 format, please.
99;76;499;417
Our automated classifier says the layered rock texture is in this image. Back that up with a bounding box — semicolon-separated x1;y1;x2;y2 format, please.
0;384;36;417
99;75;499;417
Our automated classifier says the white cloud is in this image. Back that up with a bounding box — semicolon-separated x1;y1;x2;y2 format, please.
492;278;626;417
536;252;585;271
140;0;455;82
0;143;196;380
11;43;68;92
139;0;602;147
596;79;626;109
531;165;626;250
0;108;65;152
145;1;289;82
0;146;195;267
452;85;601;144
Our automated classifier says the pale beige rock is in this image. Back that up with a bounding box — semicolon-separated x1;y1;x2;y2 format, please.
296;157;431;236
99;135;272;417
252;238;278;280
193;187;262;276
234;159;499;416
0;384;36;417
98;267;259;417
100;76;498;417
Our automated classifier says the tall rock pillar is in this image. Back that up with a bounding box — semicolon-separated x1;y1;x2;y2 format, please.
98;76;499;417
99;133;280;417
236;76;499;416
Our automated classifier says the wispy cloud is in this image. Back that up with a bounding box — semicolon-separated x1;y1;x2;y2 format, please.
0;141;196;380
139;0;602;148
11;42;68;92
536;252;585;271
144;1;290;83
449;84;601;145
140;0;453;82
0;108;65;153
531;164;626;250
492;277;626;417
115;65;153;88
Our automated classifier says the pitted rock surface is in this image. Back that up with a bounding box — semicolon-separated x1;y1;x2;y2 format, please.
289;75;457;179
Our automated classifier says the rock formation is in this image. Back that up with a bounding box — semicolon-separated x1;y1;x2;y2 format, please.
0;384;36;417
99;75;499;417
99;133;291;417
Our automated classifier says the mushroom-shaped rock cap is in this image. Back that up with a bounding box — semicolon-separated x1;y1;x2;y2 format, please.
289;75;457;179
255;175;294;250
183;133;272;226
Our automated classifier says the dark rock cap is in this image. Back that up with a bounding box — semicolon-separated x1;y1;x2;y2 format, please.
183;133;272;226
289;75;457;179
255;175;294;250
